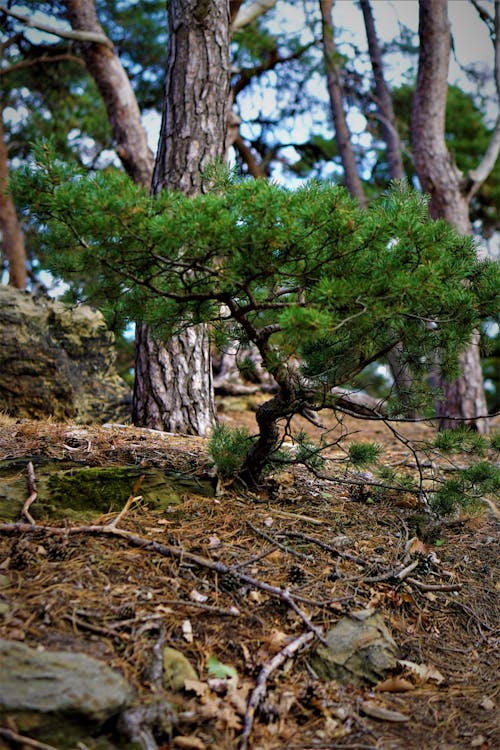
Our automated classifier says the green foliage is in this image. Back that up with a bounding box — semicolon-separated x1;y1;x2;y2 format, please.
13;146;499;402
430;462;500;516
347;441;382;468
208;425;254;479
489;432;500;452
376;465;418;491
431;427;489;456
290;431;325;471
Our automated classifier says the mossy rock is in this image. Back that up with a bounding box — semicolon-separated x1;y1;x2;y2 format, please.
0;459;215;522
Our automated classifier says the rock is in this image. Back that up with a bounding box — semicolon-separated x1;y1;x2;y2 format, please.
309;609;400;685
163;646;199;691
0;460;215;523
0;285;131;423
0;639;133;744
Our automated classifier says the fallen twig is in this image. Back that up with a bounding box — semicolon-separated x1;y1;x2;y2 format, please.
160;598;240;616
21;461;37;525
0;726;59;750
0;522;327;644
233;546;279;568
395;559;420;580
280;530;370;566
406;577;462;592
108;474;146;527
63;613;131;640
269;508;323;526
239;631;314;750
247;521;313;561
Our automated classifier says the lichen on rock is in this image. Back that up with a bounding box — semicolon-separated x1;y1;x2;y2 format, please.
0;285;131;423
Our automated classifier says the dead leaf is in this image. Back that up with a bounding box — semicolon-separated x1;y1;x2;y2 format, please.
215;704;242;730
155;604;174;614
173;735;206;749
407;537;428;555
398;659;445;685
470;736;487;748
184;679;209;697
227;683;251;715
182;619;193;643
479;696;495;711
360;700;410;722
257;628;290;660
189;589;208;603
375;676;415;693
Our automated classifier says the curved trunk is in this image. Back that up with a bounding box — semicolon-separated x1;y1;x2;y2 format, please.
64;0;154;187
412;0;489;432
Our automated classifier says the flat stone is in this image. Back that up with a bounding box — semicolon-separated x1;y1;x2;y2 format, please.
0;639;132;723
309;610;400;685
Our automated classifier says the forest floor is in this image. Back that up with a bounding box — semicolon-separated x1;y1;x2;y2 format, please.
0;396;498;750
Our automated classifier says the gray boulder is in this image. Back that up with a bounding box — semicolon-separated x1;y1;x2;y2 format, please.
0;638;132;743
0;285;131;423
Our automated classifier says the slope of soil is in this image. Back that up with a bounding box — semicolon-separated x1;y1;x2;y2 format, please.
0;404;498;750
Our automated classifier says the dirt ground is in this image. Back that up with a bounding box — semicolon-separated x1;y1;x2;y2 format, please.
0;398;498;750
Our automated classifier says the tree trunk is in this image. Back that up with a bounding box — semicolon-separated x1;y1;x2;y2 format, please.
0;102;27;290
152;0;231;196
63;0;154;187
319;0;367;208
145;0;230;435
360;0;416;413
412;0;489;432
360;0;404;181
133;322;214;435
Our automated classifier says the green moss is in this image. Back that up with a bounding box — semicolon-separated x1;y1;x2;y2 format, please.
45;465;183;516
0;459;215;522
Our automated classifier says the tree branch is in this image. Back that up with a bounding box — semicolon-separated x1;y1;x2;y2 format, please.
0;53;85;77
0;4;114;50
232;0;277;31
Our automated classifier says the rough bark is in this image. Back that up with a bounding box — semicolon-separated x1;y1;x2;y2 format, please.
152;0;231;196
412;0;490;432
319;0;367;208
63;0;154;188
64;0;225;436
133;322;214;436
0;101;27;290
142;0;231;435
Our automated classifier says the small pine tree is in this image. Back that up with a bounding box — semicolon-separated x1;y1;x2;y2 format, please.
13;145;500;488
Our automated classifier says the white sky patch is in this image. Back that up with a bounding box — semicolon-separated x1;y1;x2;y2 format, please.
142;110;161;152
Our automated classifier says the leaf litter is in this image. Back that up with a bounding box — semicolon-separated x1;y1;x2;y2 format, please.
0;405;498;750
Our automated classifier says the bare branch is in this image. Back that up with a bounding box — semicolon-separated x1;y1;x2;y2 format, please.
0;53;85;77
0;4;114;50
232;0;277;31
